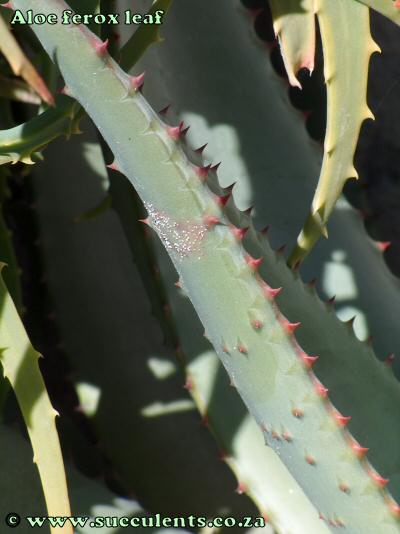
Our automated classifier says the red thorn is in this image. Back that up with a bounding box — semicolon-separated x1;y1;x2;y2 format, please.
237;344;248;355
349;437;369;458
395;0;400;8
292;407;303;419
277;244;287;255
244;205;254;216
210;162;221;173
94;38;109;56
194;164;211;179
138;218;150;226
130;72;145;91
183;378;193;391
106;160;120;172
195;144;208;155
377;241;391;252
1;2;13;9
282;319;301;334
260;225;270;236
385;353;395;366
235;482;247;495
301;353;319;368
366;335;373;346
339;483;350;494
159;104;171;115
167;121;184;141
305;455;316;466
327;295;336;306
203;215;220;228
271;430;280;440
389;501;400;517
216;193;231;207
251;319;263;330
201;414;209;427
231;226;248;241
222;345;229;354
282;431;292;442
174;279;182;289
261;282;282;300
369;470;389;488
312;376;329;398
245;255;263;271
333;411;351;427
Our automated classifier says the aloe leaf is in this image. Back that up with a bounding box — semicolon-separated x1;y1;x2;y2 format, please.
354;0;400;24
108;170;327;532
0;12;54;106
269;0;315;88
17;0;400;529
288;0;379;266
0;266;71;532
32;127;259;521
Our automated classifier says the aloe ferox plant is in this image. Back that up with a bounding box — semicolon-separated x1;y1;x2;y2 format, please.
0;0;400;532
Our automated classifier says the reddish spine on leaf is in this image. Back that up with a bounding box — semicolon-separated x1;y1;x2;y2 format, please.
203;215;220;228
282;319;301;334
300;353;319;369
167;121;185;141
389;501;400;517
368;470;389;488
235;482;247;495
349;437;369;458
93;38;109;56
216;193;231;207
106;160;120;172
251;319;263;330
332;410;351;427
282;430;292;442
292;407;303;418
237;344;248;355
339;483;350;494
195;164;211;179
260;281;282;300
129;72;145;92
231;226;248;241
312;376;329;398
245;255;263;271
